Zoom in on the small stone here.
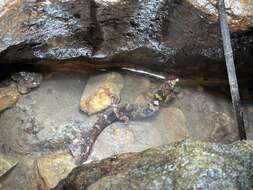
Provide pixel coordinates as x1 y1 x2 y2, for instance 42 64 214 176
0 155 18 178
36 152 76 189
11 71 43 94
80 72 123 115
0 86 19 112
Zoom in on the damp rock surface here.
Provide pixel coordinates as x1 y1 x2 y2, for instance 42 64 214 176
172 86 240 143
54 140 253 190
0 0 252 77
36 152 76 189
0 86 19 112
80 72 123 115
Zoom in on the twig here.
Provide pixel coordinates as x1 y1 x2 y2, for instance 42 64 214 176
218 0 246 140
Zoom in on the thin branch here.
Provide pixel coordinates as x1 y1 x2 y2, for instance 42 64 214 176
218 0 246 140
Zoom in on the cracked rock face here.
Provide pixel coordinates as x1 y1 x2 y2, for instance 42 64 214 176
0 0 252 77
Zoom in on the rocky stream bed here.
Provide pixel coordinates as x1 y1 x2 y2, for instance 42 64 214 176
0 0 253 189
0 70 253 189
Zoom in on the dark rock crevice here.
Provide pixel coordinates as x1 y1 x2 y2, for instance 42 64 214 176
0 0 252 79
0 0 252 84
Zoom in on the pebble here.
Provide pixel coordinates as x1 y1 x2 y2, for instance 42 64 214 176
0 86 19 112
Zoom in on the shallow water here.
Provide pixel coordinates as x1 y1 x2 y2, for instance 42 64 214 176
0 71 253 189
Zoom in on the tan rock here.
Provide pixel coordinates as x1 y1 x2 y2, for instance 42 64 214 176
80 72 124 115
0 86 19 112
36 153 76 189
156 107 189 143
0 155 18 178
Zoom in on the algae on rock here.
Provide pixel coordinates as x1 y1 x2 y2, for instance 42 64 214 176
54 140 253 190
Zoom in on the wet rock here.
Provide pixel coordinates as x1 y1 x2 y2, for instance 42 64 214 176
54 140 253 190
80 72 123 115
36 152 76 189
0 0 252 78
88 106 189 162
0 86 19 112
89 124 137 161
0 155 18 178
156 107 189 142
11 71 43 94
173 87 239 143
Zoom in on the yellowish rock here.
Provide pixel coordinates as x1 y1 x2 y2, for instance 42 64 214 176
0 155 18 178
37 153 76 189
80 72 124 115
0 86 19 112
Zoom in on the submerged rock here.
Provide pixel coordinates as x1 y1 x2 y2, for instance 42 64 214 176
0 86 19 112
156 107 189 142
175 86 239 143
54 140 253 190
80 72 123 115
0 155 18 178
36 152 76 189
89 107 189 161
11 71 43 94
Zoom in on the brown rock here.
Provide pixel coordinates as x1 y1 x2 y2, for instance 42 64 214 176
177 88 239 143
156 107 190 143
36 152 76 189
0 86 19 112
0 0 252 79
80 72 123 115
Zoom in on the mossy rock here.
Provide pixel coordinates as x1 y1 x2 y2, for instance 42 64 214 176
54 140 253 190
